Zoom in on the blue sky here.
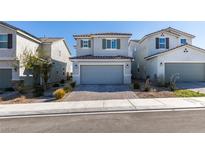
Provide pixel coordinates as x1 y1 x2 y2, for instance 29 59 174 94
7 21 205 56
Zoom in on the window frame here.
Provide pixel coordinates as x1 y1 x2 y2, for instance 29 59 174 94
159 37 166 49
81 39 90 48
0 34 8 49
180 38 187 45
105 38 117 50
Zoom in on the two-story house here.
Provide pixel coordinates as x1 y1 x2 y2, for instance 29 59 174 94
130 27 205 83
70 33 132 85
0 22 72 88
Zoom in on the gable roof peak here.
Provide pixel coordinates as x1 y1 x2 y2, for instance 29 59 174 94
138 27 195 43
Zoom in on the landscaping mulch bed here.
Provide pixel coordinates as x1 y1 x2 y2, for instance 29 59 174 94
135 91 175 98
133 80 176 98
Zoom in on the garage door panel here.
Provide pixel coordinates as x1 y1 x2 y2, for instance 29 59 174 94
0 69 12 88
80 65 123 84
165 63 205 82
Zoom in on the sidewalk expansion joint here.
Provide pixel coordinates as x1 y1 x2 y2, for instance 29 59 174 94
127 99 137 109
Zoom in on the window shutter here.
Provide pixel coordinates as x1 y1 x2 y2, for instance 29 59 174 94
8 34 12 49
156 38 159 49
102 39 106 49
107 40 111 48
80 40 83 48
88 40 91 48
166 38 169 49
117 39 120 49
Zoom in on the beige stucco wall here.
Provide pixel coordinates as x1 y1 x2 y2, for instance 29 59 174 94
40 43 52 58
76 38 93 56
50 40 71 82
75 35 131 57
144 32 192 56
72 60 131 85
93 37 130 56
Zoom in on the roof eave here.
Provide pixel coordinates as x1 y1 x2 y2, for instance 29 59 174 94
17 30 41 43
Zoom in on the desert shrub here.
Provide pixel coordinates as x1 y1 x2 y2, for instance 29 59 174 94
52 83 60 87
133 81 140 89
4 87 15 92
169 73 180 91
157 74 165 87
70 81 76 88
144 76 151 92
60 79 65 84
63 86 72 93
53 88 65 99
33 85 44 97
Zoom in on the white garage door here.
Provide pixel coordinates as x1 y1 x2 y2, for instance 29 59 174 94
165 63 205 82
0 69 12 88
80 65 123 84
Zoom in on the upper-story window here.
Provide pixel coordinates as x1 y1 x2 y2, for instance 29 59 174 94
0 34 12 49
180 39 187 45
156 37 169 49
80 39 91 48
102 39 120 49
0 34 8 48
159 38 166 49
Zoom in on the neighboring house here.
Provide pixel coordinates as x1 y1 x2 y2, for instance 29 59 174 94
130 27 205 83
39 38 72 83
70 33 132 85
0 21 71 89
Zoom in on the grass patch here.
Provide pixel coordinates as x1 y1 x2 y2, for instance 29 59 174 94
174 90 205 97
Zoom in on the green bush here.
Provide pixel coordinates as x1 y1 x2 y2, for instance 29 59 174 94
33 86 44 97
60 79 65 84
133 82 140 89
52 83 60 87
53 88 65 99
70 81 76 88
63 86 72 93
4 87 15 92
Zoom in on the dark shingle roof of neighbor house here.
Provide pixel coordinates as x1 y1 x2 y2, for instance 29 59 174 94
73 32 132 38
70 55 133 60
0 21 41 42
144 44 205 60
39 37 64 43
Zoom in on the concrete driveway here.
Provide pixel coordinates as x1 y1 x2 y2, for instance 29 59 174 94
177 82 205 93
64 85 137 101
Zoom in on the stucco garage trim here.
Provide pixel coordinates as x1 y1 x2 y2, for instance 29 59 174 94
72 60 132 85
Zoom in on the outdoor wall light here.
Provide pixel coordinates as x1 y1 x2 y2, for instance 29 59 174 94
126 64 129 68
160 62 163 66
14 67 17 72
74 64 78 69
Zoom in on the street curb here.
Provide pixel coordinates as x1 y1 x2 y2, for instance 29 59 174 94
1 106 205 118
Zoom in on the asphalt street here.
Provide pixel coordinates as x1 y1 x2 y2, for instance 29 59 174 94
1 110 205 133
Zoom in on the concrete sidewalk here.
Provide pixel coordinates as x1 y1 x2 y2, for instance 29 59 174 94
1 97 205 117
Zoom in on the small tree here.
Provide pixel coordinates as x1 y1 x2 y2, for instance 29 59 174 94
20 49 52 89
